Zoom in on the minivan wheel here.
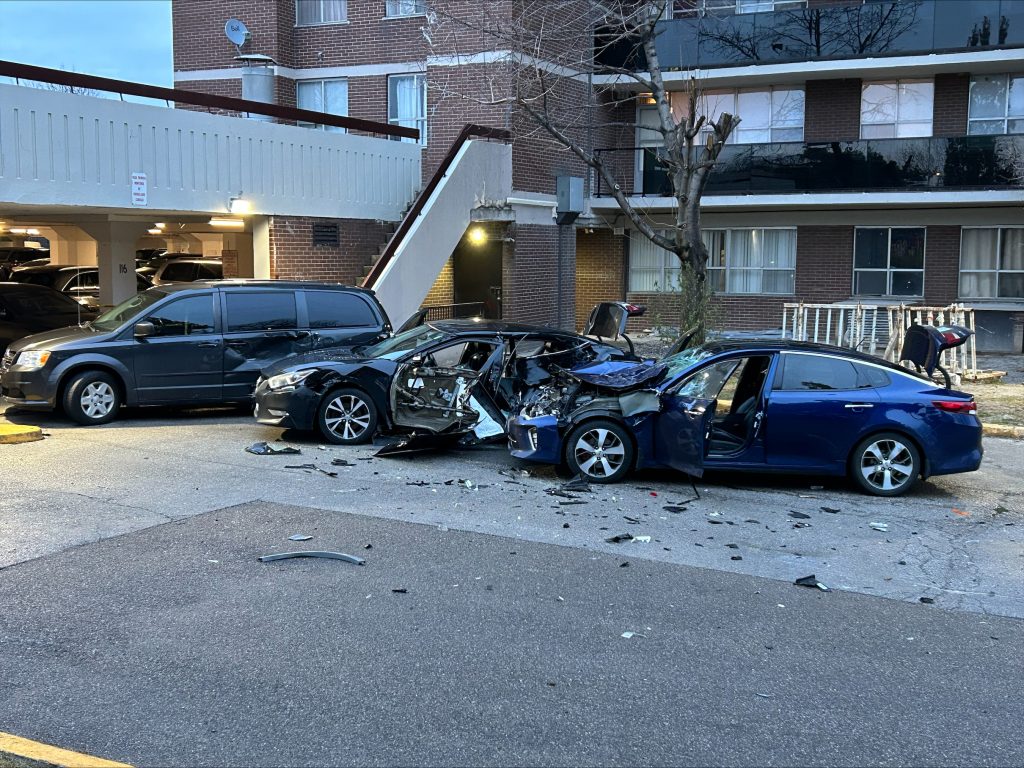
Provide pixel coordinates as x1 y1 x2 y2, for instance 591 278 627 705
318 388 377 445
564 418 634 484
851 432 920 497
63 370 122 426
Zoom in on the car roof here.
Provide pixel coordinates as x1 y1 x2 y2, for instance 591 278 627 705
0 281 65 292
157 279 378 296
12 264 91 274
427 319 582 337
695 339 912 373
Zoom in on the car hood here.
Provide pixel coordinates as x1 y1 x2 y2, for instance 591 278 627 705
566 359 668 392
6 323 105 355
261 348 370 378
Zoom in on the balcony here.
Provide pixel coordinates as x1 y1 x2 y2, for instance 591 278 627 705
644 0 1024 71
593 135 1024 197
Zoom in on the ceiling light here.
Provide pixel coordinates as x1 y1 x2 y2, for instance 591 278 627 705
9 227 27 234
154 222 166 229
209 217 246 228
147 228 163 235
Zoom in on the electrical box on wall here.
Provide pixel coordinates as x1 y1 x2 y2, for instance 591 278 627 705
555 176 584 225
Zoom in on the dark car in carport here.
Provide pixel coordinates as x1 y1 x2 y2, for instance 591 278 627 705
0 283 98 355
1 280 391 425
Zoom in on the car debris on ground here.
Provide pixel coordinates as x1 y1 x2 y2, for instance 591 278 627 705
246 441 301 456
258 551 365 565
794 574 830 591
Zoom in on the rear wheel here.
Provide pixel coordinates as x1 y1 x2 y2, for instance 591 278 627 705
317 388 377 445
564 418 634 483
851 432 920 497
63 370 122 425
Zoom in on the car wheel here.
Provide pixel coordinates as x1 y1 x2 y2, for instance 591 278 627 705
565 418 634 483
63 370 122 426
851 432 920 497
318 388 377 445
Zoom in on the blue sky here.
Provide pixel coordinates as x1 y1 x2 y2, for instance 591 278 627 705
0 0 172 86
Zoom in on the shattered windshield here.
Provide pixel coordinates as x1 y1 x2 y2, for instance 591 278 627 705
660 347 714 380
360 324 452 360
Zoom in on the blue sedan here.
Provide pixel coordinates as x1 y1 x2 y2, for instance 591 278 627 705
507 341 983 496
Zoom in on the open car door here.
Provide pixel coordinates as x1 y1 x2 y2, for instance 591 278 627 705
653 395 717 476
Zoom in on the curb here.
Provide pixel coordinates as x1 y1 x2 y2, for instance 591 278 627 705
0 424 43 445
982 423 1024 439
0 732 131 768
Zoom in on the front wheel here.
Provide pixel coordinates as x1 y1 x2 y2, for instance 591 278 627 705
850 432 920 497
564 418 634 484
317 388 377 445
63 370 122 425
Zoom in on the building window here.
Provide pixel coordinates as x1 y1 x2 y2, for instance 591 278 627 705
695 88 805 144
960 228 1024 299
628 228 796 294
853 228 925 297
388 74 427 145
860 80 934 138
296 79 349 132
673 0 804 16
386 0 426 17
968 74 1024 135
296 0 347 26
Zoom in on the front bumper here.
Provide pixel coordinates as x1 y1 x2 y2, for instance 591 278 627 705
253 378 318 431
507 413 562 464
0 362 58 409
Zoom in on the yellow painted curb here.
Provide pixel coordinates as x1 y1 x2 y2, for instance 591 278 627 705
983 423 1024 439
0 424 43 445
0 732 131 768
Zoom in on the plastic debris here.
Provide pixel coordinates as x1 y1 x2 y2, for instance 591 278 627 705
406 480 431 486
606 533 634 543
755 693 773 699
392 588 408 594
821 507 840 514
258 551 365 565
331 458 355 467
621 631 646 639
794 574 830 591
663 505 687 513
287 534 313 541
559 500 587 506
561 476 592 492
246 442 300 456
731 555 743 561
285 463 316 470
632 535 652 543
919 596 935 604
952 508 970 517
788 511 810 519
792 522 812 529
546 488 578 499
869 521 889 531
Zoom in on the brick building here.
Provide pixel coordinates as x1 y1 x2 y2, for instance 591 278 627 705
172 0 1024 350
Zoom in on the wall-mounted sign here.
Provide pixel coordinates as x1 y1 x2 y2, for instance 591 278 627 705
131 172 148 206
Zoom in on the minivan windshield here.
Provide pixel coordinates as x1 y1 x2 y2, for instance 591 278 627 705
359 324 451 360
91 289 168 331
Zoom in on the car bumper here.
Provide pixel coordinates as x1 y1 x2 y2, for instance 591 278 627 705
0 366 57 409
253 378 317 431
507 413 562 464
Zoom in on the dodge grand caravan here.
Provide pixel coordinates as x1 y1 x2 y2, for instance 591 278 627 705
0 280 391 425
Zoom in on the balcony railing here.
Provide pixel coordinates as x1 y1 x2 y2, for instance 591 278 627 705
641 0 1024 71
593 135 1024 197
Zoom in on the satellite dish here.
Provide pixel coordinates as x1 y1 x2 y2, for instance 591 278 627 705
224 18 249 48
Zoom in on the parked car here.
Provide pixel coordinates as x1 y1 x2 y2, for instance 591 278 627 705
10 265 150 308
254 319 637 446
0 248 49 281
0 283 97 355
0 281 391 425
507 340 983 496
150 258 223 286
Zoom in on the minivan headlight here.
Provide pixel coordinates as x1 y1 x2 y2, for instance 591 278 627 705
267 370 314 391
17 350 51 370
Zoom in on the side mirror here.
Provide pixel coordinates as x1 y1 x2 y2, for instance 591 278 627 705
134 321 156 338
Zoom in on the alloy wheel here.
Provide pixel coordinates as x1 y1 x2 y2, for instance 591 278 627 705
324 395 372 441
860 438 915 493
80 381 116 419
573 427 626 479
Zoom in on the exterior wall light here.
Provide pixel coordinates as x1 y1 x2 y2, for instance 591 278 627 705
229 196 252 214
467 226 488 246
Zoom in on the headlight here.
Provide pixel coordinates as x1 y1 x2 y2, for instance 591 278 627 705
267 370 314 390
17 350 51 369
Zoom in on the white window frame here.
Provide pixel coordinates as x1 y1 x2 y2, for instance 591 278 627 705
692 88 805 145
968 74 1024 135
295 0 348 27
296 78 349 132
852 227 927 298
860 79 934 139
385 0 426 18
388 73 428 146
959 226 1024 300
673 0 805 16
628 227 796 295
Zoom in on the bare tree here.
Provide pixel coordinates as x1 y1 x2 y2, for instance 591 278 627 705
24 65 101 97
427 0 738 337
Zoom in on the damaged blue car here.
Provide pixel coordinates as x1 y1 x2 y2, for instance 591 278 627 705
507 340 983 496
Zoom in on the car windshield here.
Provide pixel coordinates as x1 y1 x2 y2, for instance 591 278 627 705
660 346 715 380
2 288 87 316
359 324 452 360
91 289 168 331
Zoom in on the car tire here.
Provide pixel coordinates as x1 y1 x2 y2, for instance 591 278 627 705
63 370 122 426
317 387 378 445
850 432 921 497
564 418 634 484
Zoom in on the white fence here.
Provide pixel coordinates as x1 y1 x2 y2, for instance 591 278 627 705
783 302 979 383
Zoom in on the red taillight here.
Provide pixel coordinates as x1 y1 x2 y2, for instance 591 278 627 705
933 400 977 415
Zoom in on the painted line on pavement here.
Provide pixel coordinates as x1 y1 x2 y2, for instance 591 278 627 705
0 731 132 768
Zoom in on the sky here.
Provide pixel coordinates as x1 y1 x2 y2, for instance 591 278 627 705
0 0 173 87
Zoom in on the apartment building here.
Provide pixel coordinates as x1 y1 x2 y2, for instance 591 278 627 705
172 0 1024 350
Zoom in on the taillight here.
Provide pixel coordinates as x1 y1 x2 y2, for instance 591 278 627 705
933 400 977 415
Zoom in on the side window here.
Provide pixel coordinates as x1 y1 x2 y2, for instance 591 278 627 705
855 363 890 389
424 342 497 371
196 263 222 279
78 271 99 287
305 291 378 329
161 262 196 282
674 359 742 399
145 295 215 336
225 291 298 332
779 354 859 391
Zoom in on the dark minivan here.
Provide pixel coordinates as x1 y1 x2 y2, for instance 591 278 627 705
0 280 391 425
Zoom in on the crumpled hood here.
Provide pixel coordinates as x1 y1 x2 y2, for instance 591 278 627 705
566 359 667 392
260 347 367 378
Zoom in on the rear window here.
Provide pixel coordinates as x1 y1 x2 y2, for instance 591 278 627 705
855 363 890 388
304 290 377 329
196 262 222 279
14 272 57 288
160 262 196 282
225 291 297 332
